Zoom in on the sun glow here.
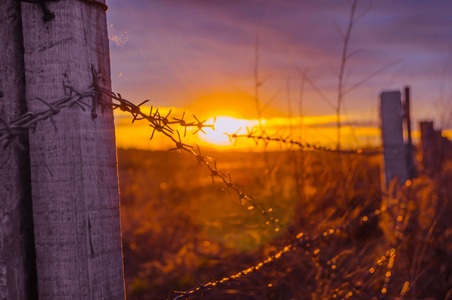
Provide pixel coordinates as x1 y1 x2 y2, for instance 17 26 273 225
114 108 382 150
198 116 260 147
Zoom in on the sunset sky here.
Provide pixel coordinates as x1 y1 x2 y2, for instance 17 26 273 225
106 0 452 149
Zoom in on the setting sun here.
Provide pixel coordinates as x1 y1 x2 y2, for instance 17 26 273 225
198 116 260 147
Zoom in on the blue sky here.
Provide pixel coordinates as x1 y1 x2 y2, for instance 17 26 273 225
106 0 452 130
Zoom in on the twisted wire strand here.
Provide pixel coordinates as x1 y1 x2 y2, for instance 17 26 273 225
169 202 396 300
332 196 407 299
0 87 95 149
225 129 382 156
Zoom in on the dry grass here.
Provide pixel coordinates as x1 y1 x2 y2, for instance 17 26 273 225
118 148 451 300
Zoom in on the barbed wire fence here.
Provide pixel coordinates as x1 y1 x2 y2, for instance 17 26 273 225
0 68 414 299
1 67 377 230
224 128 382 156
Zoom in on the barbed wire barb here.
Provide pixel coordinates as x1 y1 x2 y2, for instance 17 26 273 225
169 131 193 155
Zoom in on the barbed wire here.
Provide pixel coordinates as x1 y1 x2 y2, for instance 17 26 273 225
96 85 283 231
0 71 283 231
332 195 408 299
0 87 96 149
0 70 400 299
225 128 382 156
378 193 409 299
168 201 397 300
170 193 414 300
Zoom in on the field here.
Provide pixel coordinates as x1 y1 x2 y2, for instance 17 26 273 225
117 147 452 300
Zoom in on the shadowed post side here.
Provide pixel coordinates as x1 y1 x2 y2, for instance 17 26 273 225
20 0 125 298
0 1 38 299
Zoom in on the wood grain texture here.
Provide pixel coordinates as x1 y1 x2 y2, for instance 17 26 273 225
0 1 38 299
21 0 125 298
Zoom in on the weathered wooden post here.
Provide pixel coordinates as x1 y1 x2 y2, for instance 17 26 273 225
20 0 125 298
403 86 416 179
0 1 38 298
380 91 409 187
419 121 452 176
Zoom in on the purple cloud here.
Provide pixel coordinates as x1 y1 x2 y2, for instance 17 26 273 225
106 0 452 128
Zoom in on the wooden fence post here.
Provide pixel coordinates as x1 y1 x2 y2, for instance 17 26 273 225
0 1 38 299
419 121 452 176
20 1 125 299
380 91 409 188
403 86 416 179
